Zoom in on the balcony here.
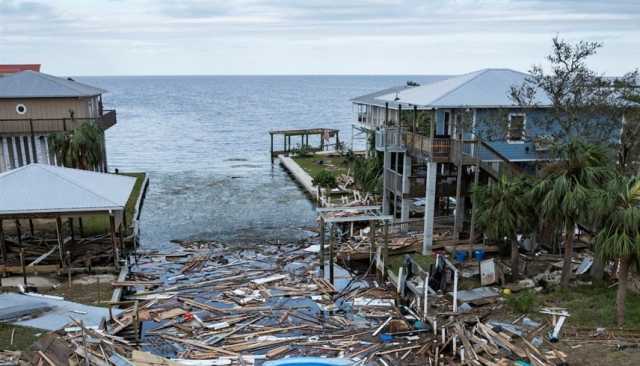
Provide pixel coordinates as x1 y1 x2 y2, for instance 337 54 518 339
0 109 117 135
375 128 406 152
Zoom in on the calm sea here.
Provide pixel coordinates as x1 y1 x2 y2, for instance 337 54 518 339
77 75 445 249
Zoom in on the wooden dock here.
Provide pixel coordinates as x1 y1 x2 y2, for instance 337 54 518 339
278 154 318 198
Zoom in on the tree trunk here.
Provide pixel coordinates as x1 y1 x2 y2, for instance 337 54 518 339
511 239 520 281
560 222 575 288
616 256 631 327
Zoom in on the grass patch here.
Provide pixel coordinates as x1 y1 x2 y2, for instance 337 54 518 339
386 253 435 275
0 323 42 351
293 155 351 178
506 289 538 314
539 285 640 328
80 172 146 236
41 281 114 307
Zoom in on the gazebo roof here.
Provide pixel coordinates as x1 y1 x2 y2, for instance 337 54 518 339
0 164 136 217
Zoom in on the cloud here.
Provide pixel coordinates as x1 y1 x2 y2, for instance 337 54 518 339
0 0 51 15
0 0 638 75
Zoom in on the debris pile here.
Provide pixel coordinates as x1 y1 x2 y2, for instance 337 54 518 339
0 237 571 366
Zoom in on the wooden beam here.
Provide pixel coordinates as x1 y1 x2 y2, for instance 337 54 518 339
109 215 118 267
319 217 325 277
453 163 464 239
78 217 84 238
0 219 6 266
55 217 64 268
15 220 22 246
68 217 75 244
329 224 335 285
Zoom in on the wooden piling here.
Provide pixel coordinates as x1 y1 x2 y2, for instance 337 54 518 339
20 248 26 287
109 215 118 268
66 251 72 288
382 222 389 281
329 224 336 285
0 219 6 266
270 133 274 163
68 218 75 244
15 220 22 246
78 217 85 238
28 219 34 237
319 218 325 277
55 217 64 268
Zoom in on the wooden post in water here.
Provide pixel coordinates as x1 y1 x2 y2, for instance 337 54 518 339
270 133 274 163
329 224 336 285
413 106 418 133
28 219 34 237
319 217 325 277
55 217 64 268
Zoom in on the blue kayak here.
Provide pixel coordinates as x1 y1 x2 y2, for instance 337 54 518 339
263 357 354 366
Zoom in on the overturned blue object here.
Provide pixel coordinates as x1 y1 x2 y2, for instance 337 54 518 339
264 357 354 366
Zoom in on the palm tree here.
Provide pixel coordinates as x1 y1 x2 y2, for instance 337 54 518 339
534 139 611 288
472 175 536 280
592 176 640 326
49 122 105 171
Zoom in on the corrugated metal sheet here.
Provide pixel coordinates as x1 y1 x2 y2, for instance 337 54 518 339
363 69 550 108
350 75 452 106
0 164 136 215
0 70 106 99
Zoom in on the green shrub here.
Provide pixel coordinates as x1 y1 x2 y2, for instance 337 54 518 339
352 154 383 194
312 170 338 188
292 144 313 157
506 290 537 314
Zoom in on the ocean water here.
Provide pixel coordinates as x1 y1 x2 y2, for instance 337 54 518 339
78 75 445 249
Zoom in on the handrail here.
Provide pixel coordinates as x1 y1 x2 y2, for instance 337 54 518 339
0 110 117 134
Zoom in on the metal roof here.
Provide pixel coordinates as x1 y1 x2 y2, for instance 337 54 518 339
0 70 106 99
0 164 136 216
355 69 550 108
351 76 451 106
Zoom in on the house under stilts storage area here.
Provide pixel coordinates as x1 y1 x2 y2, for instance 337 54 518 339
0 164 138 275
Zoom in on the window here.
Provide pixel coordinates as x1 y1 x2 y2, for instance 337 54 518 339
508 113 526 142
16 104 27 115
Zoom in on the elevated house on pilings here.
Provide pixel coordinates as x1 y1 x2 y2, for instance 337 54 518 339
0 69 117 173
351 69 554 253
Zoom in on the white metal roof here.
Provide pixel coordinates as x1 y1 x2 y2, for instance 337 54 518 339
368 69 551 108
0 164 136 216
0 70 106 99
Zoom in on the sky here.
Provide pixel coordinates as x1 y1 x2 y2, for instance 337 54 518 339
0 0 638 76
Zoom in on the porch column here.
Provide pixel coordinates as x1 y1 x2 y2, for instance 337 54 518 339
55 217 64 268
109 214 118 267
469 163 481 242
0 219 6 265
400 153 412 232
382 146 391 215
422 162 437 255
453 163 464 239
